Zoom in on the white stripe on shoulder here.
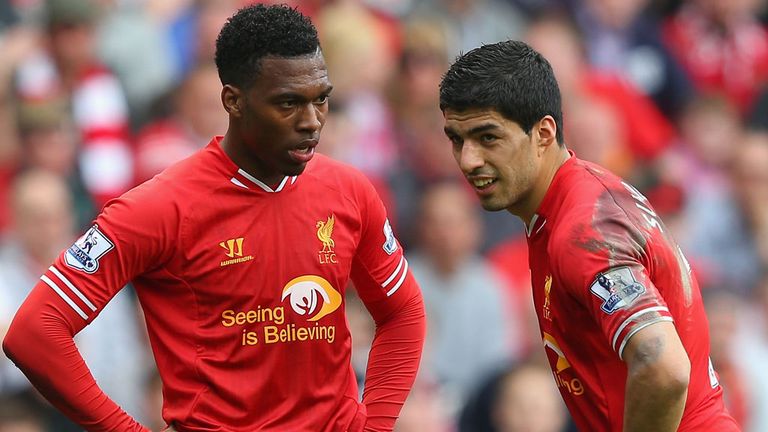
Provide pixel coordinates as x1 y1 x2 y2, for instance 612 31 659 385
49 266 97 311
386 258 409 297
618 316 674 360
612 306 670 351
230 177 248 188
382 256 405 288
41 275 88 320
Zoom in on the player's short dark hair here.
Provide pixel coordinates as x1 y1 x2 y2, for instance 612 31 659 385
215 4 320 89
439 40 564 145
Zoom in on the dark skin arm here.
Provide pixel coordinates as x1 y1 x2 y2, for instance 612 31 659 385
622 320 691 432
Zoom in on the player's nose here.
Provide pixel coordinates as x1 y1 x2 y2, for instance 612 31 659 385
458 142 485 173
296 103 322 133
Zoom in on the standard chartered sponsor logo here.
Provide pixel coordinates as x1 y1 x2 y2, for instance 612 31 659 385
281 275 342 321
220 275 341 346
543 332 585 396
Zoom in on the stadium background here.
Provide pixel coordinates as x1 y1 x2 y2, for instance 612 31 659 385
0 0 767 430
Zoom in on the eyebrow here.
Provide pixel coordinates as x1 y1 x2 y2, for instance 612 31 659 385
271 85 334 101
468 123 502 135
444 123 502 136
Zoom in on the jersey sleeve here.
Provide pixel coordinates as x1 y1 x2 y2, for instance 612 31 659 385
349 174 426 432
551 207 674 360
2 180 178 430
350 176 418 315
47 180 179 325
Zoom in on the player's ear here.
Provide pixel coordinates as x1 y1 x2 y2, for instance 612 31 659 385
222 84 243 117
534 115 557 153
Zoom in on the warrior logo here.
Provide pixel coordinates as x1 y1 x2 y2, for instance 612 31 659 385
220 238 244 258
219 237 253 267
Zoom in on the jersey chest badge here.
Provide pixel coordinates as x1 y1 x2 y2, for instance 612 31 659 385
316 214 337 264
543 275 553 321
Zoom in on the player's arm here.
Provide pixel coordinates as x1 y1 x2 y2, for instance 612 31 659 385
2 187 173 431
349 175 426 432
3 281 148 431
622 320 690 432
352 266 426 432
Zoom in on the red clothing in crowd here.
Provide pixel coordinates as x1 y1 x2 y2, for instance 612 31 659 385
664 5 768 113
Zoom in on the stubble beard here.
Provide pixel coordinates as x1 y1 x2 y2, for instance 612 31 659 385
479 197 509 212
478 187 515 212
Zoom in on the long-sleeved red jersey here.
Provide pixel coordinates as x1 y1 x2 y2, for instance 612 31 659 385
526 154 739 431
3 137 425 431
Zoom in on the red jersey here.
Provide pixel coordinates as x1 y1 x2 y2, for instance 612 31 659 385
526 154 738 431
4 137 424 431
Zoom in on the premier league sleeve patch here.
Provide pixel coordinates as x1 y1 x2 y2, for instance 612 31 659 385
382 219 398 255
589 266 646 314
65 225 115 274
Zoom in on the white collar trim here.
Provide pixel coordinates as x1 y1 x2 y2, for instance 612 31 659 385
235 169 296 193
526 214 547 237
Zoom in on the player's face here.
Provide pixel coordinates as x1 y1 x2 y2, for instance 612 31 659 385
237 51 333 183
443 108 540 213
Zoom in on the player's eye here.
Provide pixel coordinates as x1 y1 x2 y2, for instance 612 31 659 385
448 135 463 148
480 134 498 144
315 95 329 105
279 100 298 109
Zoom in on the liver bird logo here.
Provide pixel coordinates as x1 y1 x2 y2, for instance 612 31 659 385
316 215 335 252
544 275 553 308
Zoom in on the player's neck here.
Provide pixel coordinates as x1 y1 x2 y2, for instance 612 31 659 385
514 146 571 227
220 132 284 187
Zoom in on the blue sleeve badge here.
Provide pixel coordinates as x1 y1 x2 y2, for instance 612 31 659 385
65 225 115 274
589 266 646 314
382 219 398 255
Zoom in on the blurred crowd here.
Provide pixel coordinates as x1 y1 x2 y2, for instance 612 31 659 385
0 0 767 431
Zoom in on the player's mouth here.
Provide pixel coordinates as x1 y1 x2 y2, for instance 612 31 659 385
469 176 497 196
288 140 318 164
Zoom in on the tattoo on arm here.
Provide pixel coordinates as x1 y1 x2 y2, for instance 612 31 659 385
631 335 665 366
